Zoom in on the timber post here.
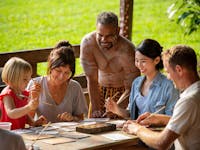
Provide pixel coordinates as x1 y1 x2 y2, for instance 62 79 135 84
119 0 134 40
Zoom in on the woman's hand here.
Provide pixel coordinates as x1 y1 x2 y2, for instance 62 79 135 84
57 112 73 121
105 97 118 114
34 115 47 126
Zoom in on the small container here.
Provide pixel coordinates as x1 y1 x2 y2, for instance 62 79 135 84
0 122 12 130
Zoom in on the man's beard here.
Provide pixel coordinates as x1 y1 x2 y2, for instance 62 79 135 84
97 41 113 50
96 36 118 51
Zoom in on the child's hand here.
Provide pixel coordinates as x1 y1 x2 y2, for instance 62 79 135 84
34 115 47 126
30 81 41 101
57 112 73 121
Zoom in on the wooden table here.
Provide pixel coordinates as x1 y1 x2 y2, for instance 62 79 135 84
22 127 147 150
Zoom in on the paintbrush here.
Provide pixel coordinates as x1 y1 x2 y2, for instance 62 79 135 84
146 106 166 120
42 101 54 106
17 94 29 99
116 94 130 104
31 76 43 84
152 106 166 114
31 122 51 146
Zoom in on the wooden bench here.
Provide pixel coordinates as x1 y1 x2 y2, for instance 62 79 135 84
0 45 88 101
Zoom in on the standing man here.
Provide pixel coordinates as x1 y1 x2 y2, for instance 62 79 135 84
80 12 139 118
123 45 200 150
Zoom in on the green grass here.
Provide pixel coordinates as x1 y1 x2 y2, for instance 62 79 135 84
0 0 119 51
0 0 199 75
132 0 199 53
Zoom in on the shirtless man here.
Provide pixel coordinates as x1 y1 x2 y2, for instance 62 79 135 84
80 12 140 118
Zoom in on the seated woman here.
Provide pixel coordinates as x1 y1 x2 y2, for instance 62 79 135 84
27 40 88 122
105 39 179 120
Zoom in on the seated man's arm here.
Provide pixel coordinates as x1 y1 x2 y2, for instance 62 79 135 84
123 120 179 149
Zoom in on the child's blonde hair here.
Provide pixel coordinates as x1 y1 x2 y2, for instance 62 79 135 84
2 57 32 89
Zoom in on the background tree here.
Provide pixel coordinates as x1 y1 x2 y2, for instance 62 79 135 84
168 0 200 35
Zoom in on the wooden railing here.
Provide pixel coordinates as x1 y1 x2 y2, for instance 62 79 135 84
0 45 87 93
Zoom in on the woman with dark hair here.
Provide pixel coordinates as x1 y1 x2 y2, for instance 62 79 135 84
27 40 88 122
105 39 179 120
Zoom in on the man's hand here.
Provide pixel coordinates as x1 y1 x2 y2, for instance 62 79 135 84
122 120 142 135
136 112 167 127
91 110 104 118
136 112 152 127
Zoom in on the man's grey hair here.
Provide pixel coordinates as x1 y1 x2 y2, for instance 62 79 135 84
96 12 118 27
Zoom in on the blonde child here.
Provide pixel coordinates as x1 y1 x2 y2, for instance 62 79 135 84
0 57 47 130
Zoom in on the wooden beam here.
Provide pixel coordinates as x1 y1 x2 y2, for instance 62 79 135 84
0 45 80 67
0 45 83 91
119 0 134 40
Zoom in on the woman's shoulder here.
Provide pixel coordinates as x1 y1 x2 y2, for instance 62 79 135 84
131 76 145 90
69 79 82 88
156 73 174 87
68 80 84 95
133 76 145 84
160 73 172 83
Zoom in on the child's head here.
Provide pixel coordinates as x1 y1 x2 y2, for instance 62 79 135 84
2 57 32 91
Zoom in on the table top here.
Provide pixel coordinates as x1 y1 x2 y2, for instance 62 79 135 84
24 130 139 150
15 120 142 150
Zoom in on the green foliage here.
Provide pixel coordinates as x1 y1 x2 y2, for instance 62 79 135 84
132 0 199 55
167 0 200 35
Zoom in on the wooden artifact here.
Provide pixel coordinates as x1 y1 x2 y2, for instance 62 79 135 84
76 123 116 134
